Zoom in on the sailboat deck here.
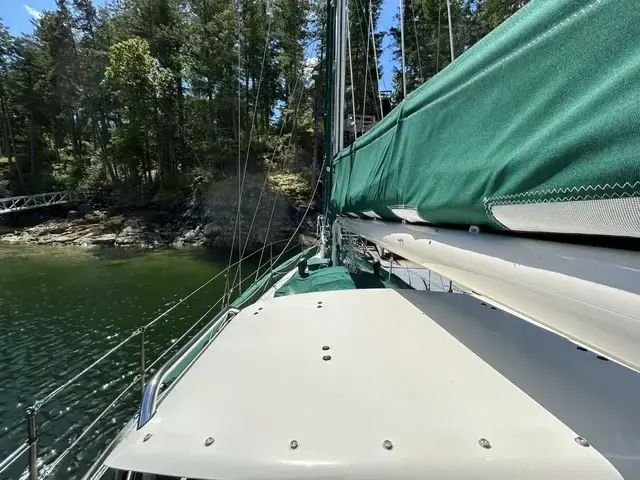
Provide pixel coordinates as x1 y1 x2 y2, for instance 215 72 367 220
105 288 627 479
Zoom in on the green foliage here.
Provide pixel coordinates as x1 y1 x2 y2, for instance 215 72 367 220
390 0 528 100
104 37 172 97
0 0 520 204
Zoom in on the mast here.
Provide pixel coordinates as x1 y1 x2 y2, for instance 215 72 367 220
323 0 346 261
399 0 407 98
334 0 347 154
322 0 336 225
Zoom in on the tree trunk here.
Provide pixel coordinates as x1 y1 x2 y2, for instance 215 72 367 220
70 112 80 159
244 73 250 146
0 98 7 158
29 130 35 177
50 117 62 165
91 109 118 183
311 95 320 188
176 76 186 167
144 126 152 188
0 89 24 186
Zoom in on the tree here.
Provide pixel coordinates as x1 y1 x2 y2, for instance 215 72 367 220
0 0 528 204
347 0 384 119
0 20 23 185
103 36 172 188
477 0 529 32
390 0 528 101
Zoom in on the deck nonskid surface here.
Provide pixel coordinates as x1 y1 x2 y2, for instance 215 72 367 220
107 289 622 479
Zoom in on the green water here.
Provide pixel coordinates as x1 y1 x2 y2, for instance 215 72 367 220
0 244 264 479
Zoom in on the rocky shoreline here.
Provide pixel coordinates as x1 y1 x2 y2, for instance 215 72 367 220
0 173 317 250
0 206 305 249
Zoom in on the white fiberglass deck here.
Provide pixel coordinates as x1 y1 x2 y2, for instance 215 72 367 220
106 289 622 479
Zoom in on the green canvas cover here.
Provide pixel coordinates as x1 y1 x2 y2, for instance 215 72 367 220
274 266 357 297
331 0 640 237
231 245 318 308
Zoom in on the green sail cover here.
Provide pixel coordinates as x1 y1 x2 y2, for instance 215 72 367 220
331 0 640 237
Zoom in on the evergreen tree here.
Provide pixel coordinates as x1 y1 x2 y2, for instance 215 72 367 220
389 0 527 101
0 0 525 200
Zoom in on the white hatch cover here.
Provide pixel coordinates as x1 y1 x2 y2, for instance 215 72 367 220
106 289 621 479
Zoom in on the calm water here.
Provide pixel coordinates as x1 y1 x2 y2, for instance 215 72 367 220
0 244 267 479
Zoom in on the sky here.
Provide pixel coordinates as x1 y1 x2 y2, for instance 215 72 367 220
377 0 397 92
0 0 396 91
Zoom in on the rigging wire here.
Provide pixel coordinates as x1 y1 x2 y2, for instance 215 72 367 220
436 0 442 72
399 0 407 99
361 0 372 132
41 379 138 478
226 0 243 305
253 85 309 281
237 76 304 257
270 165 325 269
347 1 358 140
225 37 321 285
352 0 382 121
368 0 385 118
228 77 307 289
146 297 225 372
22 237 287 425
410 0 424 83
33 238 283 414
228 35 320 290
226 1 273 304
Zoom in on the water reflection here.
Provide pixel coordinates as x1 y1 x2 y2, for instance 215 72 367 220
0 244 256 479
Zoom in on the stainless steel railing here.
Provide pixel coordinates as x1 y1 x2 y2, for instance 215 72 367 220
138 306 239 428
0 237 308 480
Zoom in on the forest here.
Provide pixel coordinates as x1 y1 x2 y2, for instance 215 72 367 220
0 0 527 205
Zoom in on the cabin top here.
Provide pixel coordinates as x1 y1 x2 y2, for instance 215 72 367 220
105 288 620 479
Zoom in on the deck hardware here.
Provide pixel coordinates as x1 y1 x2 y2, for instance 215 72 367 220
478 438 491 449
290 440 299 450
596 355 609 361
481 302 487 306
298 259 309 278
490 306 496 310
26 407 38 480
373 259 381 276
317 305 323 308
204 437 215 447
576 346 587 351
469 225 481 233
323 355 332 361
253 311 259 315
140 326 146 399
574 436 590 447
259 307 263 310
382 440 393 450
143 433 152 442
322 345 330 351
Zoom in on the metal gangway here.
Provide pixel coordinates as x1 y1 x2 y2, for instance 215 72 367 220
0 191 94 215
